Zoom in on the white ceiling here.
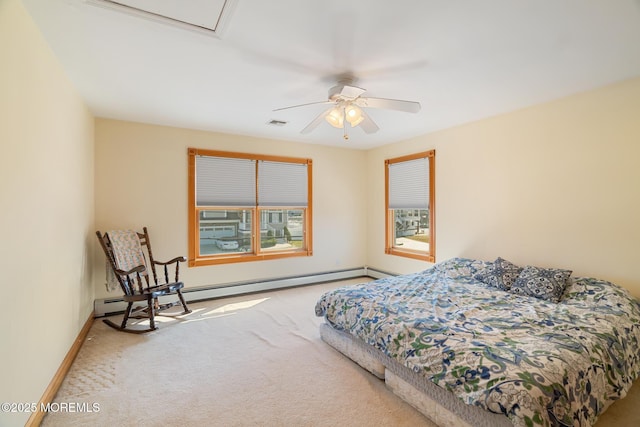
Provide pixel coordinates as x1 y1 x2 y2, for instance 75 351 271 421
22 0 640 149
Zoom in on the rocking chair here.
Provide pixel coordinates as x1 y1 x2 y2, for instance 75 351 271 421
96 227 191 333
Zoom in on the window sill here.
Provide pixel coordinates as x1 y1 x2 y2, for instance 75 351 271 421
385 248 434 263
189 249 311 267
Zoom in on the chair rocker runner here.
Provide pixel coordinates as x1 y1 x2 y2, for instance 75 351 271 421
96 227 191 333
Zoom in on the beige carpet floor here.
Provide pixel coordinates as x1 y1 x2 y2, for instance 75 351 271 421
42 278 640 427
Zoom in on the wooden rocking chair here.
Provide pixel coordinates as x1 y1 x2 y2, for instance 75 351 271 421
96 227 191 333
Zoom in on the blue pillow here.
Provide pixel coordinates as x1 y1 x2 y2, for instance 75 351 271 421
510 265 572 303
474 257 523 291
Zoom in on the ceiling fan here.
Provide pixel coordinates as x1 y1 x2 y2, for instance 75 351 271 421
274 77 421 140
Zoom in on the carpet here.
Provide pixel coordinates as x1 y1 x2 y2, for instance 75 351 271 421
41 279 434 426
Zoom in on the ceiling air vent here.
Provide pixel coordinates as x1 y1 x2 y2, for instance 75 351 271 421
267 119 288 127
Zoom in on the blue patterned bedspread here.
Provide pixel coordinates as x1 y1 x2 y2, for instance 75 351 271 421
315 258 640 427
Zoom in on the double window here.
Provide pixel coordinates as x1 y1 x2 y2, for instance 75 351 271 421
385 150 435 262
188 148 312 266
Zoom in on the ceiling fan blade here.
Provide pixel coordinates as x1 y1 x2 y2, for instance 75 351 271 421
358 109 379 134
301 107 335 134
328 82 366 100
356 97 421 113
273 100 333 112
340 85 366 99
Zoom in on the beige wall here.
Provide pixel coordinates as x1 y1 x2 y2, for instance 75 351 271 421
94 119 368 299
0 1 95 426
367 76 640 297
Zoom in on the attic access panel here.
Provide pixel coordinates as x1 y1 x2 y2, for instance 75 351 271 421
90 0 235 36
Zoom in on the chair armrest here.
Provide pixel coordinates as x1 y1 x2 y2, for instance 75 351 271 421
152 256 186 266
115 264 146 277
152 256 186 284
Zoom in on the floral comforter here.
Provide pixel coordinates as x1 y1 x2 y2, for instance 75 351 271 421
315 258 640 427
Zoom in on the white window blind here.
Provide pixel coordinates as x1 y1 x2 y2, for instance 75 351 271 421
388 157 429 209
258 161 308 207
196 156 256 206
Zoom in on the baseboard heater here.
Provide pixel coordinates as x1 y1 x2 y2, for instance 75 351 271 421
94 266 395 317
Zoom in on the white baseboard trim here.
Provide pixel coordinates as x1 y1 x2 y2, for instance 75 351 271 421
94 266 396 317
364 266 396 279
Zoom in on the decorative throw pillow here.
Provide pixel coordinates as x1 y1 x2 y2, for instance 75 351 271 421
474 257 523 291
510 266 573 303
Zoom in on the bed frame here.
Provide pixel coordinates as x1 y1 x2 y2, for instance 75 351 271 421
320 323 512 427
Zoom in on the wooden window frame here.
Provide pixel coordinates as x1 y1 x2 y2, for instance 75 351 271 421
384 150 435 262
188 148 313 267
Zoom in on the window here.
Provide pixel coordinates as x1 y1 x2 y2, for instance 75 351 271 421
385 150 435 262
188 148 312 266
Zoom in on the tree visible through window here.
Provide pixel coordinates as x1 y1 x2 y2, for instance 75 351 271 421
385 150 435 262
188 148 313 266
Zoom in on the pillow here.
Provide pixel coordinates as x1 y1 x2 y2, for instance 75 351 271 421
510 265 573 303
474 257 523 291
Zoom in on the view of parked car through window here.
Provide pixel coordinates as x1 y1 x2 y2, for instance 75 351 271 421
198 209 305 255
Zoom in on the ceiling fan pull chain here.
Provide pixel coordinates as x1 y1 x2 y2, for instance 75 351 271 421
343 108 349 140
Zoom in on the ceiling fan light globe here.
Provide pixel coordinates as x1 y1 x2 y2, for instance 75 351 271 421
345 105 358 117
325 108 344 128
347 115 364 127
345 105 363 124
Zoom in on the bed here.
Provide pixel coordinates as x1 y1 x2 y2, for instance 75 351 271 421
315 257 640 427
